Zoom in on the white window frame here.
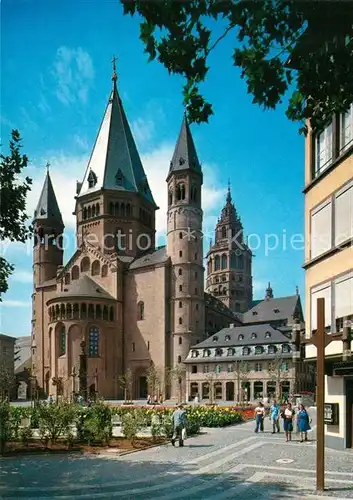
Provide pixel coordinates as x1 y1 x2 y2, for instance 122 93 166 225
310 199 333 258
340 103 353 153
334 272 353 329
315 122 333 176
334 181 353 247
311 281 332 333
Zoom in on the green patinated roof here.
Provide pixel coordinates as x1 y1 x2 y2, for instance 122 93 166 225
78 81 156 207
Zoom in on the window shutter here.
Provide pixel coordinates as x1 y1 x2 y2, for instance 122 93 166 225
335 274 353 321
335 183 353 246
311 284 331 332
311 201 332 258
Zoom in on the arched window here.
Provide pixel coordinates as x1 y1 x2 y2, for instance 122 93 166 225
221 254 227 269
178 268 182 276
227 347 235 356
71 265 79 280
109 202 114 215
207 260 212 274
88 326 99 356
114 202 119 216
137 301 144 320
92 204 96 217
265 331 271 338
109 307 114 321
91 260 100 276
179 317 182 325
88 304 94 319
96 305 102 320
87 206 92 218
179 337 182 345
101 264 108 277
126 203 131 216
251 332 257 339
179 232 183 240
81 303 87 319
103 306 108 321
177 355 182 363
81 257 90 272
179 301 182 308
59 326 66 356
120 203 125 217
242 346 250 356
221 226 227 239
96 203 100 215
83 207 87 220
168 190 173 206
215 255 220 271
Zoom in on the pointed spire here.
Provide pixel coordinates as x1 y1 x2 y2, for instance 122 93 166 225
33 169 63 226
78 63 156 207
167 114 201 179
265 282 274 300
296 285 299 296
226 179 232 203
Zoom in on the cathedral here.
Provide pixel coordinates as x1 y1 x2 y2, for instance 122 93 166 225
31 66 253 399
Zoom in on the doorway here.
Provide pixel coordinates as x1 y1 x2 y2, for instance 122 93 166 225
139 376 148 399
346 379 353 449
226 381 234 401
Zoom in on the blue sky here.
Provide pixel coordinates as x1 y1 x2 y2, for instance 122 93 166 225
1 0 305 337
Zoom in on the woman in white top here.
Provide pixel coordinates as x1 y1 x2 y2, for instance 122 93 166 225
254 402 265 433
281 402 295 442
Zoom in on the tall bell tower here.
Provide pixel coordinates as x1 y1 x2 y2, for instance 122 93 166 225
166 115 205 391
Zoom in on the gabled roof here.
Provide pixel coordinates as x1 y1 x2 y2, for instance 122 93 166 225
78 77 156 207
194 323 292 348
33 170 63 225
242 295 301 324
54 275 115 300
129 246 169 270
167 114 202 179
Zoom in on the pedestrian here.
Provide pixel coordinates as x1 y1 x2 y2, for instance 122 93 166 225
296 403 311 442
269 399 280 434
281 402 295 442
171 404 187 447
77 394 83 407
254 402 265 433
47 394 53 404
146 394 152 405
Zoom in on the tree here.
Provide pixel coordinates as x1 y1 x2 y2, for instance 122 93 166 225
146 363 163 397
121 1 353 134
205 371 217 405
118 368 134 402
0 362 15 401
268 354 290 401
168 364 186 403
0 130 32 299
235 360 250 403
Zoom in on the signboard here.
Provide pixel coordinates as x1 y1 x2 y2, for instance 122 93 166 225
324 403 339 425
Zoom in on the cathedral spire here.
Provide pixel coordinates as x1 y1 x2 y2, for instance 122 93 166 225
226 179 232 203
33 169 63 226
265 282 274 300
77 63 156 207
167 114 202 180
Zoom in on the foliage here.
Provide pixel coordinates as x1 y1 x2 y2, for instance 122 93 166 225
19 426 32 446
118 368 134 402
121 408 146 444
79 400 113 445
146 363 163 396
268 353 290 400
167 364 186 403
0 362 15 401
0 130 32 298
121 1 353 134
36 401 77 445
0 399 11 454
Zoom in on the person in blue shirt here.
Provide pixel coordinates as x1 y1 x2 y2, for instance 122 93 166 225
171 404 187 447
270 400 280 434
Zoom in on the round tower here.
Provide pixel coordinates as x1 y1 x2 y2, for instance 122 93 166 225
33 169 64 287
166 115 205 385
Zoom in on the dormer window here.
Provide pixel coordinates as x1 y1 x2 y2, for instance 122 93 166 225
215 348 223 356
255 346 264 355
242 347 251 356
265 331 271 338
212 336 218 342
115 169 124 186
179 157 185 165
87 170 97 188
252 311 258 316
282 344 290 353
227 347 235 356
191 350 199 358
251 332 257 339
225 335 230 341
203 349 211 357
273 308 280 313
268 345 277 354
238 334 244 341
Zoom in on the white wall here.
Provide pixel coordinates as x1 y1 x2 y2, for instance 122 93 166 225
325 375 346 442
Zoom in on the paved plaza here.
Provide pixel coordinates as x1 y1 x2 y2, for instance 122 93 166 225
1 412 352 499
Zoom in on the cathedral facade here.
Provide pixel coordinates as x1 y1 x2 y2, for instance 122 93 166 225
31 69 250 399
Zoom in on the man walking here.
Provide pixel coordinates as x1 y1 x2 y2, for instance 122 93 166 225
171 404 187 447
270 399 280 433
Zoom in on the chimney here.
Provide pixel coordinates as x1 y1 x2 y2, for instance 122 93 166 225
229 323 235 328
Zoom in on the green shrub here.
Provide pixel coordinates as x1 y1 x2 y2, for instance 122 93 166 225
121 409 146 444
0 400 11 454
79 401 112 445
37 401 77 444
19 426 32 446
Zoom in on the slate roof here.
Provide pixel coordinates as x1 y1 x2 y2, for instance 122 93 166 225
78 77 156 207
167 114 202 179
204 292 239 319
129 246 169 270
193 324 292 348
53 275 115 300
33 171 63 225
14 336 31 373
242 295 300 324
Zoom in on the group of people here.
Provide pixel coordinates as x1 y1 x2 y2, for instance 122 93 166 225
147 394 163 405
254 401 311 442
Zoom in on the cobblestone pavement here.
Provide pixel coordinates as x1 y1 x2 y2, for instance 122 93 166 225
1 412 352 499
